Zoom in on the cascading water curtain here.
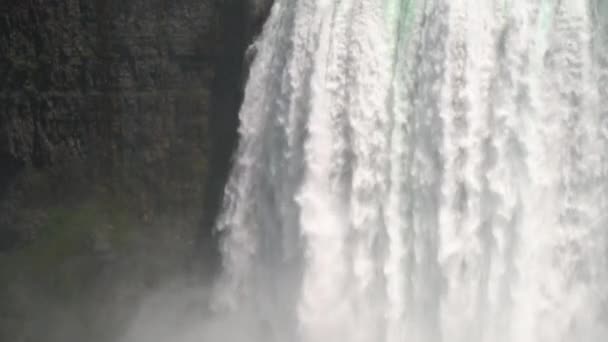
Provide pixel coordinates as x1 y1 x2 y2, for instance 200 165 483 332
212 1 608 341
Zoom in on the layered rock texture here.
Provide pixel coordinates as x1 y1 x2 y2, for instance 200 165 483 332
0 0 271 340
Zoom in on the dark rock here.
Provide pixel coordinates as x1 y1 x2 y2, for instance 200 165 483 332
0 0 272 341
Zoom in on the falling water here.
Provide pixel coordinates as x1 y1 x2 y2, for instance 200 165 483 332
213 1 608 341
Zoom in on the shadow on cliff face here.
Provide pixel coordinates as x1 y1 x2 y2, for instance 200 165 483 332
202 0 274 267
0 152 24 252
0 152 23 195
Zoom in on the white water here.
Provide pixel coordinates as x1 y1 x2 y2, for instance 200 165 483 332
213 1 608 341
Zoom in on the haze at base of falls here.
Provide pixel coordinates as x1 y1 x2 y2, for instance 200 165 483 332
213 1 608 342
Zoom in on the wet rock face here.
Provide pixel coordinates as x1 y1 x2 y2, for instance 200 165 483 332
0 0 217 214
0 0 275 222
0 0 278 229
0 1 272 341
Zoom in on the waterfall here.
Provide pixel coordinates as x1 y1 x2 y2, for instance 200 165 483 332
212 1 608 341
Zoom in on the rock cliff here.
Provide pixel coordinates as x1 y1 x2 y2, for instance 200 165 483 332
0 0 271 341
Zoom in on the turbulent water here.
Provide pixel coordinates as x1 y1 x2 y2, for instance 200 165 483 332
212 1 608 341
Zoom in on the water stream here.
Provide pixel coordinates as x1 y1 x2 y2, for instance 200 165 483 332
213 1 608 341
